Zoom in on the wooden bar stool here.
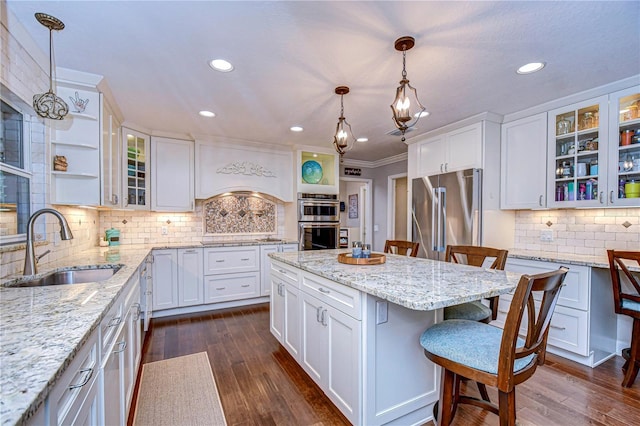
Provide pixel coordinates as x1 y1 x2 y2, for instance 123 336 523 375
607 250 640 387
420 267 569 426
384 240 419 257
444 245 509 323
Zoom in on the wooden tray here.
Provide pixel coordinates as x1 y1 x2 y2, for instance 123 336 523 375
337 252 386 265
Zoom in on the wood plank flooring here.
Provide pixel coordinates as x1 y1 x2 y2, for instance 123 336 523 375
131 303 640 426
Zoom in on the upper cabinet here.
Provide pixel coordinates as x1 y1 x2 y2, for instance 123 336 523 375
608 87 640 207
415 122 483 177
122 128 150 210
297 150 339 195
547 95 608 208
101 96 122 207
151 136 194 211
196 141 294 202
50 84 101 205
501 113 548 209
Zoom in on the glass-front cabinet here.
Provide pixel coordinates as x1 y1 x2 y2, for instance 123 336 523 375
609 87 640 207
547 96 608 208
122 128 149 209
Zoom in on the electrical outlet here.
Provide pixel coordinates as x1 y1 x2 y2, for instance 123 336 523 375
540 230 553 242
161 226 168 235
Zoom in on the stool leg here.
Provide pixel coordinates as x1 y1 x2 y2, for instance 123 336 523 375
622 319 640 387
498 389 516 426
477 382 491 402
439 368 456 426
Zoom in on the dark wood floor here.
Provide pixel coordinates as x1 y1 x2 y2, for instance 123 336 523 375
131 303 640 426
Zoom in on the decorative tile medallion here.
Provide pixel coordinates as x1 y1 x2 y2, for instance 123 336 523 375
204 193 276 234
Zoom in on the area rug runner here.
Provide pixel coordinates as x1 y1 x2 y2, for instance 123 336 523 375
133 352 227 426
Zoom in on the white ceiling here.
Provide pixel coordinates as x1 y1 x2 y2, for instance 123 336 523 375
5 1 640 162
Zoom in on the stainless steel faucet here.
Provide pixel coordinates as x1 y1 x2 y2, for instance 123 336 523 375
23 208 74 276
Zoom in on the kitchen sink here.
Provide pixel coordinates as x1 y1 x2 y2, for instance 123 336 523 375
3 265 123 288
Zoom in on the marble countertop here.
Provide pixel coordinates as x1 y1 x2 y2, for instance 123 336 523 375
0 239 296 426
269 249 524 311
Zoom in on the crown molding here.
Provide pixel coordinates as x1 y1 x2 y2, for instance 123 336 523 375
342 152 407 169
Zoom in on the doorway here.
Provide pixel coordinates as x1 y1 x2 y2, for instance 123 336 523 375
339 177 372 248
387 173 408 241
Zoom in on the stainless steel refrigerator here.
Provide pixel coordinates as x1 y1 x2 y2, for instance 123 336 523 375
411 168 482 260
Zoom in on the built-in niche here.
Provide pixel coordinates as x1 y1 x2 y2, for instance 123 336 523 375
203 192 277 235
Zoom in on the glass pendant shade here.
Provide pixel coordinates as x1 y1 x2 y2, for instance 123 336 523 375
32 13 68 120
390 36 425 141
333 86 356 157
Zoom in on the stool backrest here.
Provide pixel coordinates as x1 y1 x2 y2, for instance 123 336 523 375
498 267 568 391
607 250 640 319
445 245 508 270
384 240 419 257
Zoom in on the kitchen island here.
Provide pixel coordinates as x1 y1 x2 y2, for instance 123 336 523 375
268 249 523 426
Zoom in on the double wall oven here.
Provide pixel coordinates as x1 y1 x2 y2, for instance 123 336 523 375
297 193 339 250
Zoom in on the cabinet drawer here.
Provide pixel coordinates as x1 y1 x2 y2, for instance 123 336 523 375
301 272 361 320
271 260 299 286
49 330 99 426
204 246 259 274
204 272 260 303
547 305 589 356
100 297 124 354
505 259 589 310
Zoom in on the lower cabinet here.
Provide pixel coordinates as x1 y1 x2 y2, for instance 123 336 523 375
152 249 179 310
260 243 298 296
493 257 617 367
177 248 204 307
270 261 301 359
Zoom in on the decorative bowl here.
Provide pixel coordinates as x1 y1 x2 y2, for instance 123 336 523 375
301 160 323 184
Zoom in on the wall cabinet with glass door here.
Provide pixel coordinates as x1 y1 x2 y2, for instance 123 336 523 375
122 128 150 210
297 150 339 195
547 96 608 208
608 87 640 206
101 96 122 207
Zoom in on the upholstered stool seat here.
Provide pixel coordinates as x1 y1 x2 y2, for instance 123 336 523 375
420 320 534 375
444 301 493 322
623 299 640 312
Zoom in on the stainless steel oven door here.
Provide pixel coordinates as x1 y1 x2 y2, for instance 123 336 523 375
297 200 340 222
298 222 339 250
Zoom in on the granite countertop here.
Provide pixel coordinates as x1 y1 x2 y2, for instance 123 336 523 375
508 250 640 272
0 239 296 426
269 249 524 311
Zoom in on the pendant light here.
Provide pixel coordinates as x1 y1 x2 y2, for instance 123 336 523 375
32 13 69 120
333 86 356 159
390 36 425 141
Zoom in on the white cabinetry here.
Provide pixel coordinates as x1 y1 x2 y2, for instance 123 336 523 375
122 128 150 209
415 122 483 176
101 95 122 207
196 142 294 201
151 136 195 211
177 248 204 306
299 272 361 424
151 249 179 310
260 243 297 296
50 84 101 206
608 86 640 206
500 112 548 209
270 260 301 359
493 258 616 367
203 246 260 303
547 96 608 207
47 329 100 425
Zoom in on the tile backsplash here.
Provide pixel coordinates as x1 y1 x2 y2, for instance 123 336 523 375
514 208 640 255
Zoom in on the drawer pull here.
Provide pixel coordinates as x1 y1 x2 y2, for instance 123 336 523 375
185 249 196 253
68 368 93 390
241 258 250 261
114 341 127 353
108 316 122 327
278 269 287 274
215 259 225 263
241 284 251 288
549 324 566 331
318 287 331 294
216 287 226 290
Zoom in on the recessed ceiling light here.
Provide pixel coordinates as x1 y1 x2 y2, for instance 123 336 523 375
199 110 215 117
517 62 545 74
209 59 234 72
357 137 368 142
414 111 430 118
290 126 304 132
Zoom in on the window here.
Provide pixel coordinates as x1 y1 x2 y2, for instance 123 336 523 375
0 98 31 243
